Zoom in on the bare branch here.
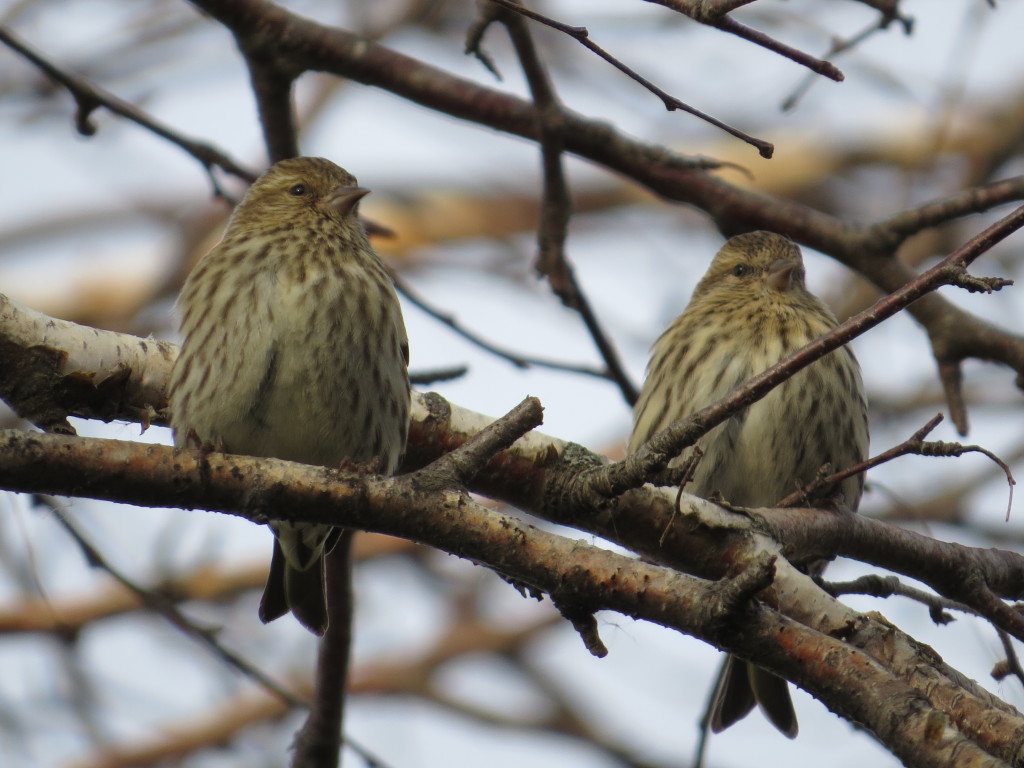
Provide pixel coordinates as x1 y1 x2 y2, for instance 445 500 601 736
0 428 1016 766
234 31 301 162
295 537 353 768
483 0 774 157
0 25 257 192
777 414 1015 515
419 395 544 488
486 1 639 405
869 176 1024 247
782 7 913 111
824 574 960 624
390 270 610 381
642 0 844 82
38 495 301 707
0 292 176 434
993 630 1024 690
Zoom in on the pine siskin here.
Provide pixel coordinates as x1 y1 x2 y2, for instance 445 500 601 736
169 157 410 636
628 231 869 738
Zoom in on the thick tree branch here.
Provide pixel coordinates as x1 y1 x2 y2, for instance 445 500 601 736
234 31 301 162
3 294 1024 622
3 299 1024 764
3 294 1024 760
0 292 176 434
0 427 1017 767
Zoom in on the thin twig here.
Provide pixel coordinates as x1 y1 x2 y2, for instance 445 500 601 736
993 629 1024 689
409 366 468 385
782 10 913 111
777 413 1016 516
661 447 703 546
40 495 387 768
712 16 843 82
823 573 964 625
485 1 640 405
484 0 773 158
465 10 504 80
37 496 301 707
559 275 641 405
390 269 611 381
642 0 844 82
0 25 257 193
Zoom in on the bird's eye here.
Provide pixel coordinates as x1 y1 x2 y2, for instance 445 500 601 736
289 184 308 197
731 264 751 277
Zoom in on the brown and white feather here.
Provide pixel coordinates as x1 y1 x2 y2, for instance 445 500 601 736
628 231 869 738
169 157 410 634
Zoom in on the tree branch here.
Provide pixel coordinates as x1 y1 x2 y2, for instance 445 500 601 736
390 269 610 380
478 1 639 405
0 25 257 193
0 427 1017 767
483 0 774 157
4 296 1024 763
642 0 845 81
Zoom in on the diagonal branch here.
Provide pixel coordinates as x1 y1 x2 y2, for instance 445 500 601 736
0 25 257 193
0 429 1017 767
782 5 913 111
485 0 774 158
777 413 1015 516
642 0 844 82
390 269 610 381
39 495 301 707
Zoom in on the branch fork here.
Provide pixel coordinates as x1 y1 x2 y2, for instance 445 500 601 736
703 552 779 634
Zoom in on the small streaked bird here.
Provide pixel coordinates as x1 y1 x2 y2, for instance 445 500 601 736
628 230 869 738
169 156 410 635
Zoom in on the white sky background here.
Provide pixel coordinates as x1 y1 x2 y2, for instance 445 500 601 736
2 1 1024 767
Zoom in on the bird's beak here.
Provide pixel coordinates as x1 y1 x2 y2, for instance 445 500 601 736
766 258 797 292
329 186 371 217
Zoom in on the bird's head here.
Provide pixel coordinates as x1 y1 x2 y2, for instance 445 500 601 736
231 156 370 231
692 231 814 308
